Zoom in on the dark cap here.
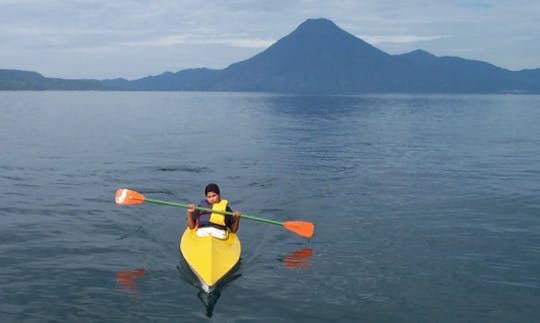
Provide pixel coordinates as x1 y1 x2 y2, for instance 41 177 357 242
205 183 220 195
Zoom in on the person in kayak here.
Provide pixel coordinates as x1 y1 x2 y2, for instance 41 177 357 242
186 183 241 234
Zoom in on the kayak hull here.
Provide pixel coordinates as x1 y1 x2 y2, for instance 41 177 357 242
180 228 241 293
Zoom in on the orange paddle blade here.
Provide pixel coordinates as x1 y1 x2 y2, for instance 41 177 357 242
115 188 145 205
283 221 315 238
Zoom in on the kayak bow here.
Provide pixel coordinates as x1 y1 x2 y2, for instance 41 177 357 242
180 228 241 293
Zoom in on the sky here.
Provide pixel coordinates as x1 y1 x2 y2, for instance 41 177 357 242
1 0 539 80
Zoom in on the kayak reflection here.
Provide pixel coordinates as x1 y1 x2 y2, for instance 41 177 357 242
198 289 221 318
197 271 241 318
178 260 242 318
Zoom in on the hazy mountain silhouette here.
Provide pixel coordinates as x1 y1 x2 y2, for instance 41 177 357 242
0 69 106 90
2 18 539 93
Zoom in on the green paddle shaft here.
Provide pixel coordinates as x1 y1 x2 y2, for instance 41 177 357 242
144 197 284 226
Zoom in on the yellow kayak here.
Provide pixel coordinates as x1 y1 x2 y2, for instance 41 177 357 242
180 227 241 293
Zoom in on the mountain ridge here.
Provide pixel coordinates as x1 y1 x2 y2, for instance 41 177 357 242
2 18 539 93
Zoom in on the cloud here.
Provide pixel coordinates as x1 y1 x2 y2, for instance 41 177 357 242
121 35 274 49
458 1 493 8
360 34 449 44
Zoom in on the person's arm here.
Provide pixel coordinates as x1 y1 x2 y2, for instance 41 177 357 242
229 210 241 233
186 204 196 229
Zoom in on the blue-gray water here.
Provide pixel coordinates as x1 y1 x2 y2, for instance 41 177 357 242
1 92 539 322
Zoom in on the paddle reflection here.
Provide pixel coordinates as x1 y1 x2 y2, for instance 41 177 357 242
116 268 145 295
283 247 313 268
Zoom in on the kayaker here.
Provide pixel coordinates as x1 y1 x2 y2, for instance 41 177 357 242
186 183 241 234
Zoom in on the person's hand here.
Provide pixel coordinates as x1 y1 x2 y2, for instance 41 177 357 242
229 210 241 233
186 204 196 229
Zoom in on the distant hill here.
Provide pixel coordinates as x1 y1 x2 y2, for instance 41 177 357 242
0 69 106 90
2 18 540 93
102 68 220 91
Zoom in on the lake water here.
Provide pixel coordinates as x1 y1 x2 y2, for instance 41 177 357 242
1 91 539 322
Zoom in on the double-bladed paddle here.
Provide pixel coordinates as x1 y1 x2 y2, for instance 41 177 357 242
115 188 315 239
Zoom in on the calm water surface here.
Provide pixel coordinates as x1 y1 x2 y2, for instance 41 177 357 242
1 92 539 322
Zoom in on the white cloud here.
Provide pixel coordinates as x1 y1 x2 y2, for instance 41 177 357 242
361 34 449 44
121 35 274 49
